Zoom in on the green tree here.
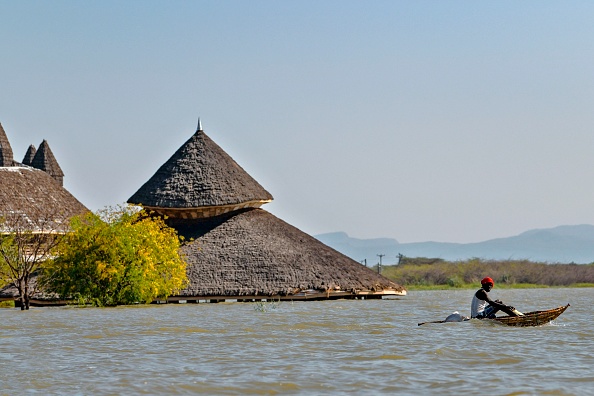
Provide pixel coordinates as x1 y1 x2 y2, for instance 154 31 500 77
42 206 188 306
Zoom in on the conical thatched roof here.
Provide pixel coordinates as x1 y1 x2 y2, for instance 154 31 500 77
0 123 14 167
128 127 273 217
31 140 64 186
125 121 405 301
0 166 88 233
22 144 37 166
175 208 405 297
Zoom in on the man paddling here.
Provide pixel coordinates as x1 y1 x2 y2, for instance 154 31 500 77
471 277 521 319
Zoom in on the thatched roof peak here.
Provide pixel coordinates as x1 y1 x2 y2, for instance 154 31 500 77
22 144 37 166
128 126 273 211
31 140 64 185
0 122 14 167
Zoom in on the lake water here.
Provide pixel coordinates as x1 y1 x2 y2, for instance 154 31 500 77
0 288 592 395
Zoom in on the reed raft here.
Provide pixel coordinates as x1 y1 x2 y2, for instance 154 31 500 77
493 304 570 327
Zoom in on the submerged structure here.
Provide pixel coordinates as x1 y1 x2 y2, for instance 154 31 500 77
0 123 86 231
0 122 88 305
128 121 405 301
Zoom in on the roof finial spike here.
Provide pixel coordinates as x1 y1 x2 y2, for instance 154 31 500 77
197 117 202 132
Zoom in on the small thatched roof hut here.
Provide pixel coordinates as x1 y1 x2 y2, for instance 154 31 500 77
0 123 89 305
129 122 405 301
0 165 88 305
0 124 84 232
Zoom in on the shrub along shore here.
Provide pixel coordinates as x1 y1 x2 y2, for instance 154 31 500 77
380 257 594 290
4 257 592 308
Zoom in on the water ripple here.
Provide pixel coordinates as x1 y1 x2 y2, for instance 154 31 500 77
0 289 592 395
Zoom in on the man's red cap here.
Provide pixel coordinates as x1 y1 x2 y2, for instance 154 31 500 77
481 277 494 286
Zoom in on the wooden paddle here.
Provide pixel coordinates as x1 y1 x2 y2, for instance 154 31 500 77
418 319 448 326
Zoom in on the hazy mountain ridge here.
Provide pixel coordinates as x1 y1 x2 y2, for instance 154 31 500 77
315 225 594 264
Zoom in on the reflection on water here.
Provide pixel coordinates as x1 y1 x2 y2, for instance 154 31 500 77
0 289 592 395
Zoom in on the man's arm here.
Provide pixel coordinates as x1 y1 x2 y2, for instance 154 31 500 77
477 289 515 313
476 290 507 309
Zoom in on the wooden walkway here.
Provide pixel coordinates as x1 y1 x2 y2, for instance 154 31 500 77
4 289 406 307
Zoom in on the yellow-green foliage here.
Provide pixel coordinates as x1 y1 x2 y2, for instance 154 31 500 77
0 234 18 287
382 257 594 288
0 300 15 308
42 206 188 306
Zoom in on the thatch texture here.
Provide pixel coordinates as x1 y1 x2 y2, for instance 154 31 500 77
22 144 37 166
31 140 64 186
0 274 61 303
0 166 88 233
0 123 14 167
176 208 405 297
128 129 273 211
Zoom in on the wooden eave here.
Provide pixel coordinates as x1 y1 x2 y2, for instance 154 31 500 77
142 199 272 219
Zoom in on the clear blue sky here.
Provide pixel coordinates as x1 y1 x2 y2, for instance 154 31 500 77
2 1 594 243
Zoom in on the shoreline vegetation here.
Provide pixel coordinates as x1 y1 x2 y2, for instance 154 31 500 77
3 257 593 309
379 257 594 290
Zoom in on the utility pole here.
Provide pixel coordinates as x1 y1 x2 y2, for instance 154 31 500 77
377 254 385 274
360 259 367 267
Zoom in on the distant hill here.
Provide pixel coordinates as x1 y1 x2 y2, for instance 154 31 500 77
315 225 594 264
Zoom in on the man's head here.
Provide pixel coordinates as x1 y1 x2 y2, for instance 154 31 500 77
481 277 494 291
